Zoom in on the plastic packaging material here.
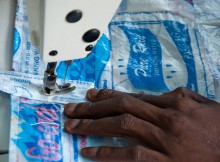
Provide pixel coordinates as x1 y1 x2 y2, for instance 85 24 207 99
107 12 214 97
96 0 218 99
0 70 94 104
6 0 220 161
9 97 124 162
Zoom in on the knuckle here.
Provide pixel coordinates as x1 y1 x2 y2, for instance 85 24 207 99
73 102 87 114
165 110 188 132
97 89 113 97
132 146 145 161
64 103 74 115
68 102 84 114
117 95 132 112
188 108 203 118
71 102 95 117
81 119 95 132
76 102 85 109
133 92 145 100
173 98 186 109
84 120 98 136
173 113 186 125
86 102 95 116
174 87 189 98
153 127 165 140
95 147 108 157
165 110 179 124
174 98 184 108
97 89 121 99
173 98 193 112
116 114 135 131
82 119 94 126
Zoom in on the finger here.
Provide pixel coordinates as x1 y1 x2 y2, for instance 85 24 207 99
64 114 166 150
86 87 211 108
81 146 168 162
86 88 177 108
64 95 165 127
86 88 169 108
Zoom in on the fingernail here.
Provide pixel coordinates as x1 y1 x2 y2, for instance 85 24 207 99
64 103 77 115
65 119 81 132
87 89 99 98
81 148 98 157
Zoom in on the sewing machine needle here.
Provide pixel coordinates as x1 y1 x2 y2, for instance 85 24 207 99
64 60 72 83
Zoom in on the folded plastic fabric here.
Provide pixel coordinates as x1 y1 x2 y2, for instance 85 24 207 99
4 0 220 161
0 70 94 104
10 96 131 162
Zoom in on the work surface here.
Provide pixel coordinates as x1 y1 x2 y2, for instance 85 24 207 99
0 0 16 161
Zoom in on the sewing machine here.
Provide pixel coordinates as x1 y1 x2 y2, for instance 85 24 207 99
26 0 122 95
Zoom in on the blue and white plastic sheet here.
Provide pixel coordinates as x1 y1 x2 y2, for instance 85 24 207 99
0 0 220 161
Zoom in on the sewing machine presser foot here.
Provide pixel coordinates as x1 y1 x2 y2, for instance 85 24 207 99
42 62 75 96
42 83 76 96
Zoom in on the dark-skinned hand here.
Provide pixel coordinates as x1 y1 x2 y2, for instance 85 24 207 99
64 87 220 162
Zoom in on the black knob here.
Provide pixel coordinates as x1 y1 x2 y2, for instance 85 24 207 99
83 29 100 43
66 10 82 23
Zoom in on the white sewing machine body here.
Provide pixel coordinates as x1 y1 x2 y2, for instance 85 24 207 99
26 0 122 62
26 0 121 95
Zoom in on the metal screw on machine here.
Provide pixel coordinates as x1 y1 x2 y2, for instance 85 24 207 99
85 45 93 51
49 50 58 56
66 10 83 23
83 29 100 43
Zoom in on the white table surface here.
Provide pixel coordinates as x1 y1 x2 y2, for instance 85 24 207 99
0 0 17 161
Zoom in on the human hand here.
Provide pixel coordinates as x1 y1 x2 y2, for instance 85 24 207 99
64 87 220 162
